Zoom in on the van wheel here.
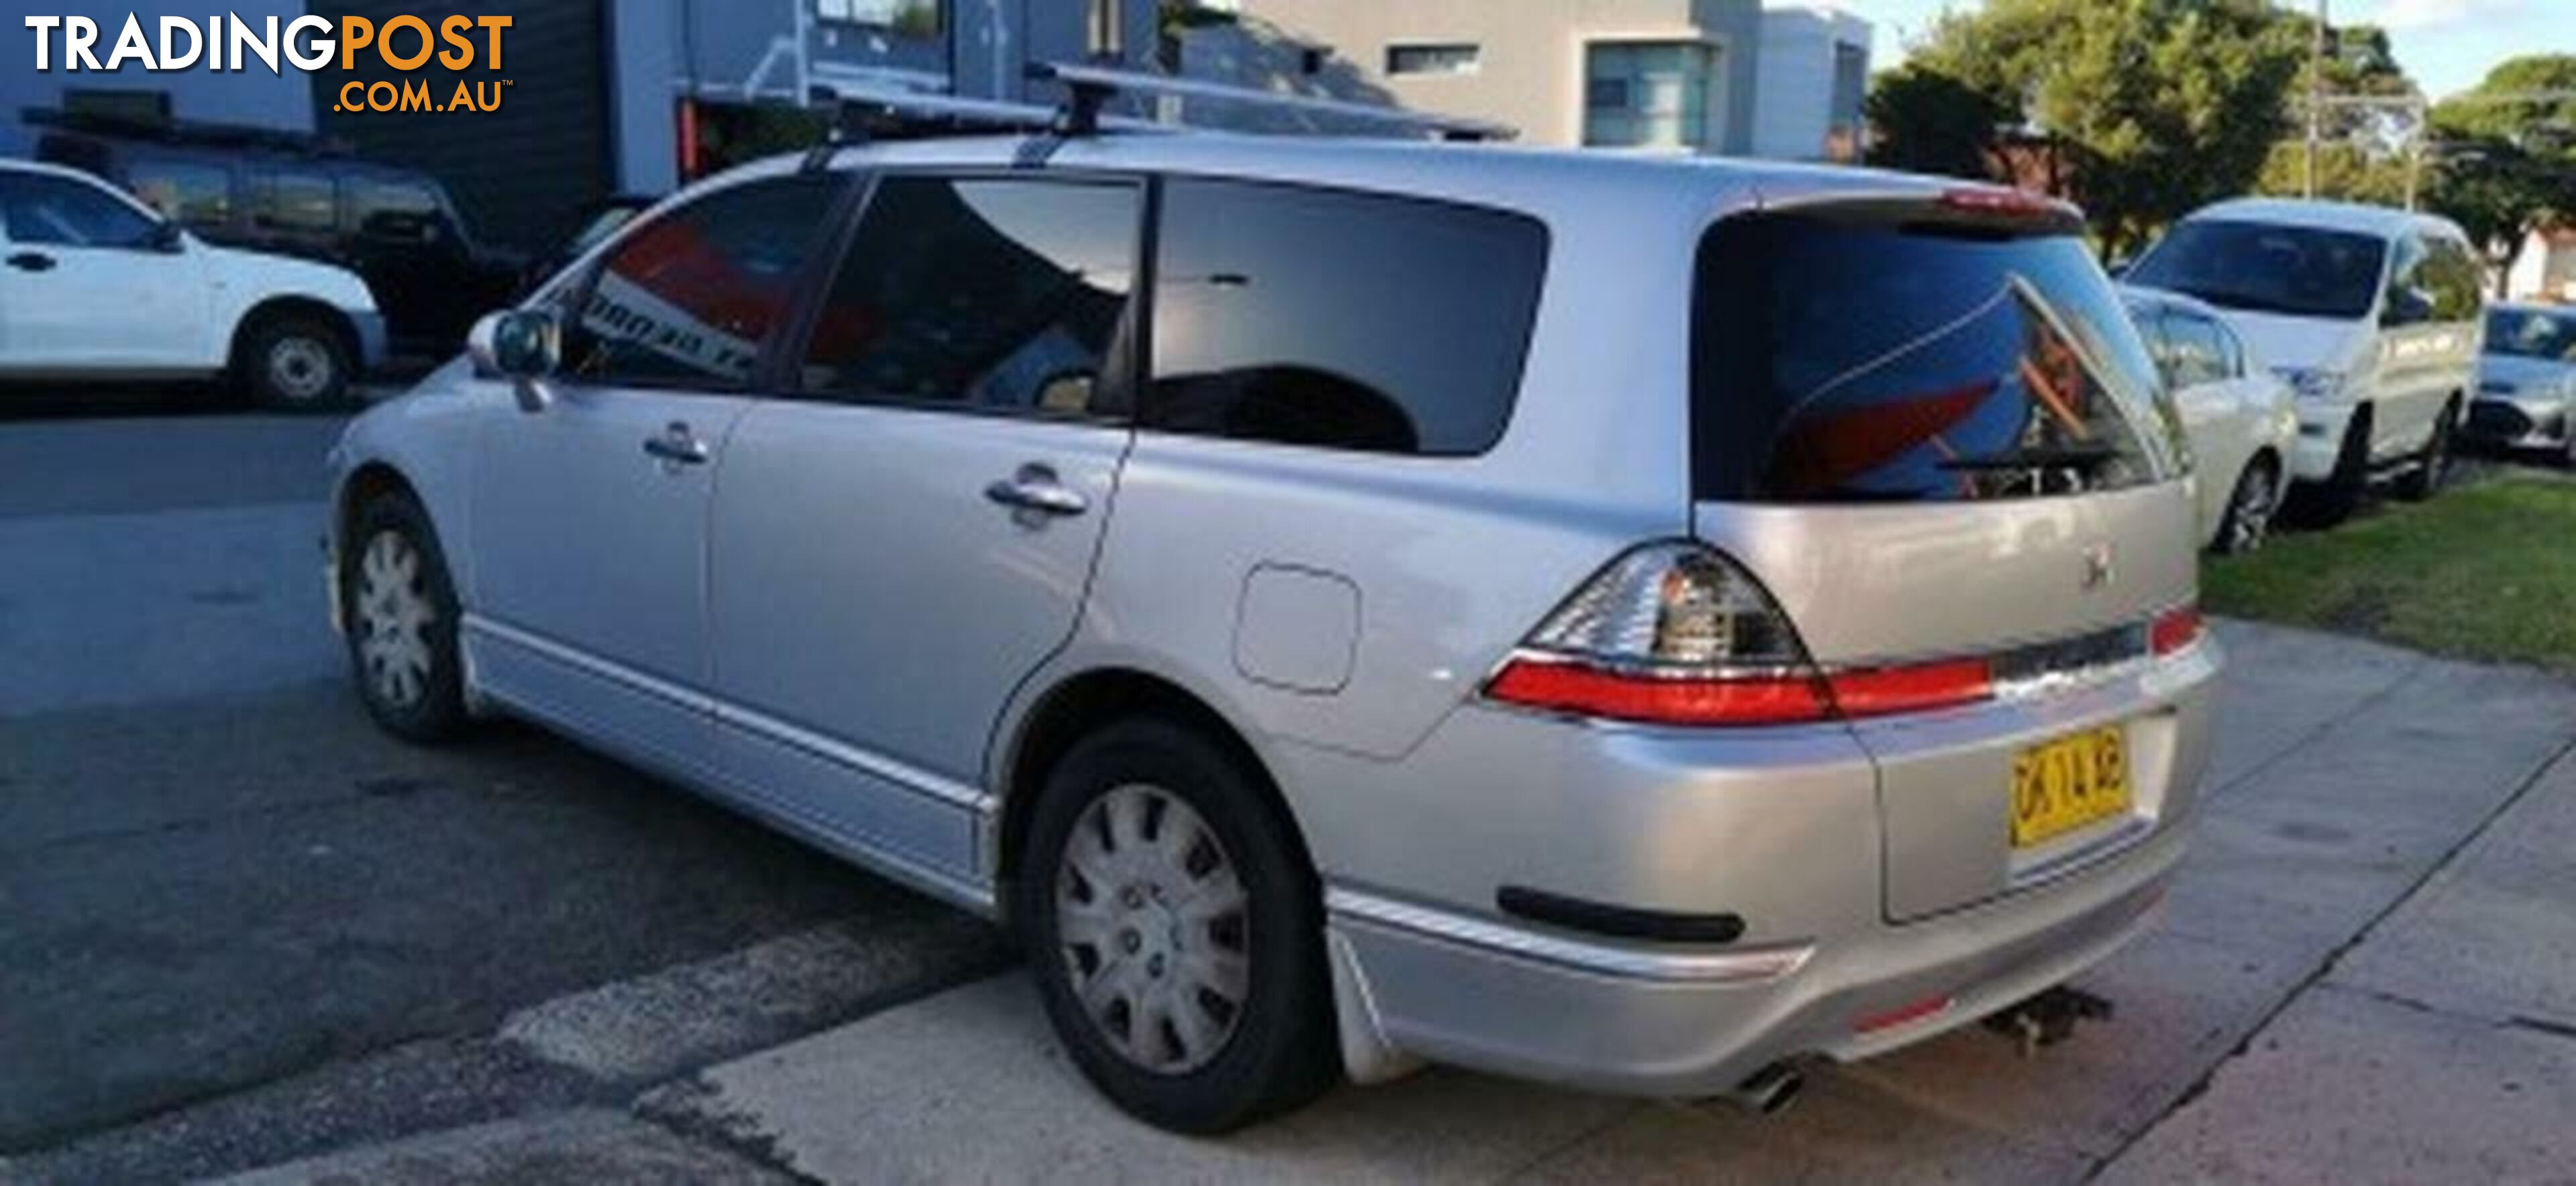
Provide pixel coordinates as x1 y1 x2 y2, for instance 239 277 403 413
2288 410 2371 529
1017 717 1338 1134
238 313 353 411
343 493 466 743
2392 400 2458 502
2213 456 2279 555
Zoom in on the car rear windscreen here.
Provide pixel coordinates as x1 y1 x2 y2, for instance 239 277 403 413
1693 211 2176 504
2126 219 2386 321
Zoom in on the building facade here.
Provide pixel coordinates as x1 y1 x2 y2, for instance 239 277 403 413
1751 5 1869 162
1201 0 1866 158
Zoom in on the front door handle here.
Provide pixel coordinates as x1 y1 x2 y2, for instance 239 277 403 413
983 464 1089 518
642 422 709 466
7 252 56 273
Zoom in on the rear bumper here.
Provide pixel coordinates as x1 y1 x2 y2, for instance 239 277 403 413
1305 637 2219 1096
1328 822 2179 1096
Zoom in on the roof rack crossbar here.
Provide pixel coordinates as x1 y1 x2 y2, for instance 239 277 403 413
1022 61 1517 143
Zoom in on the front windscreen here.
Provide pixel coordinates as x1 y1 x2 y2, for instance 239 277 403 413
2127 219 2387 321
1693 211 2177 504
2487 307 2576 363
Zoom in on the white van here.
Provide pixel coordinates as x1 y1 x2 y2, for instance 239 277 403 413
2127 199 2483 524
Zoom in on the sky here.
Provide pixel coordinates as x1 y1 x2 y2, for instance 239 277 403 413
1843 0 2571 98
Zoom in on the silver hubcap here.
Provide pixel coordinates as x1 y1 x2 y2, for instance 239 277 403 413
2230 467 2275 552
268 335 334 402
355 530 435 709
1055 784 1250 1075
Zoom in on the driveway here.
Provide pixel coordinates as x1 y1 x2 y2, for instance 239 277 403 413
172 621 2576 1185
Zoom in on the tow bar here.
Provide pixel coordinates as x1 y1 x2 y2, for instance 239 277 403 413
1983 986 2114 1057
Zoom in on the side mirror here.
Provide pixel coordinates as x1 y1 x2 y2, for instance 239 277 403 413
469 309 561 411
2383 287 2434 327
149 221 186 254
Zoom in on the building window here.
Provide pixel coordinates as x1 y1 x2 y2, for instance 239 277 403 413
816 0 941 38
1087 0 1122 57
1583 41 1719 151
1386 43 1479 76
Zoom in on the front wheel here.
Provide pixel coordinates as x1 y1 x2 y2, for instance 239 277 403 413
237 313 353 411
2392 400 2458 502
342 494 466 743
2213 457 2280 555
1017 717 1338 1134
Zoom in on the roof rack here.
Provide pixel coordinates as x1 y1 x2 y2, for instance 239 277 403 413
21 106 355 158
1024 61 1517 144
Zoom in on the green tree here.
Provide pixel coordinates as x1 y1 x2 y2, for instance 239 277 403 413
2424 56 2576 290
1870 0 2305 257
1865 63 2013 180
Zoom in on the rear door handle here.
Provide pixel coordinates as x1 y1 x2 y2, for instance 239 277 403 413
983 464 1088 517
7 252 56 273
642 422 710 466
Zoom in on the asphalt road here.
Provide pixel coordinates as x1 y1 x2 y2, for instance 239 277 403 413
0 394 998 1166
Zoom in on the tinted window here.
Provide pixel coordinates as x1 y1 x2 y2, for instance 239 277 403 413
352 178 447 244
799 176 1140 415
0 172 160 249
2129 219 2387 321
562 174 843 390
2487 308 2576 362
127 159 232 227
1695 213 2174 503
1146 178 1547 455
253 170 336 232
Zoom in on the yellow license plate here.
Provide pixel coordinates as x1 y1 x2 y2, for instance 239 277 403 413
2010 726 2132 849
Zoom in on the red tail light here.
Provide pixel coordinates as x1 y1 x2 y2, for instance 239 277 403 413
1486 660 1833 727
1481 543 2006 727
2151 603 2205 656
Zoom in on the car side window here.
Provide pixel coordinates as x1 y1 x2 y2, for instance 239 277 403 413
127 159 233 229
796 175 1142 417
2382 235 2430 326
558 173 844 391
2209 317 2246 378
2423 237 2483 323
1146 178 1548 456
2163 311 2229 388
2130 308 2176 384
252 169 337 233
351 179 449 246
0 172 161 250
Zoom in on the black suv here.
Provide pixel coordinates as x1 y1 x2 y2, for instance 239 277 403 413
32 109 526 357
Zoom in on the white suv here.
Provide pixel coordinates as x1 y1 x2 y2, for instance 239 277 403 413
2127 198 2483 525
0 158 382 408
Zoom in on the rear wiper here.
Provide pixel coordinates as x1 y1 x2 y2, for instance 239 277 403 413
1937 444 2121 472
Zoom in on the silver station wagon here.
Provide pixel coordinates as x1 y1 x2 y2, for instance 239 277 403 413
327 105 2219 1132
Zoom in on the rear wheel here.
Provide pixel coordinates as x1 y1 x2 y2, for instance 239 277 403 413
2212 455 2279 555
1017 717 1338 1134
2392 400 2458 502
237 312 353 411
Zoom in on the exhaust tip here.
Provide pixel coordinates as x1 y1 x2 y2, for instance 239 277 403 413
1723 1062 1804 1116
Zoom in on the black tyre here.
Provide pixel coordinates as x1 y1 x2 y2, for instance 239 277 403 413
2392 400 2458 502
1017 716 1338 1134
341 493 467 743
2288 409 2371 529
237 312 354 411
2212 455 2280 555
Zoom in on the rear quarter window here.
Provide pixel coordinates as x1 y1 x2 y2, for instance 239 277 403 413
1694 211 2176 503
1144 178 1547 457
